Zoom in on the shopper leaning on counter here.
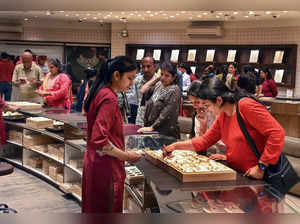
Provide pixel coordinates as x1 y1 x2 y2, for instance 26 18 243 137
164 77 284 180
138 62 181 139
12 51 43 102
82 56 141 213
0 96 19 146
37 58 72 111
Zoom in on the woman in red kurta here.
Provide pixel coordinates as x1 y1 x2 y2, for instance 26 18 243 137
0 97 19 145
82 56 141 213
164 77 284 180
260 68 278 98
37 58 72 111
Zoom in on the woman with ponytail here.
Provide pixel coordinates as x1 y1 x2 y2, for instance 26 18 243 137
82 56 141 213
37 58 72 111
164 77 284 180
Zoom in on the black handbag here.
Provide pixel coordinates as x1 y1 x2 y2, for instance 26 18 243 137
236 97 299 198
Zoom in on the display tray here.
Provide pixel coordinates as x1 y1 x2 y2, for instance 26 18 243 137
45 126 64 133
145 150 236 183
7 101 42 110
3 115 27 121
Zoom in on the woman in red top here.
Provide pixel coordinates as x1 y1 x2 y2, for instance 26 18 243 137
164 77 284 180
37 58 72 111
82 56 141 213
260 68 278 98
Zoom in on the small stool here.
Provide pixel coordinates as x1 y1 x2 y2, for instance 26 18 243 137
0 162 17 213
0 162 14 176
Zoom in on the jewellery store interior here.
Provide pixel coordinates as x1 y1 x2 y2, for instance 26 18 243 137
0 1 300 214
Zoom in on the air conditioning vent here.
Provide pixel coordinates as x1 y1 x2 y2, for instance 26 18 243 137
186 21 223 38
0 25 23 33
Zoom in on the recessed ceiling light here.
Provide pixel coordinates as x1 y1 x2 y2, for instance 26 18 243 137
93 17 97 19
170 15 174 18
249 11 254 15
146 11 151 13
121 12 125 15
162 13 167 16
150 14 154 17
203 12 208 15
65 14 69 17
218 12 223 15
244 15 249 18
283 11 288 13
106 14 111 17
59 11 64 13
115 15 119 18
24 18 29 21
197 15 202 18
83 17 87 20
176 13 180 16
181 11 186 14
233 11 238 15
216 15 220 18
130 13 134 16
138 14 142 17
265 11 271 15
46 11 51 16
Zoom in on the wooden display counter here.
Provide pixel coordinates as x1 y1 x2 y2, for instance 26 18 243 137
268 99 300 138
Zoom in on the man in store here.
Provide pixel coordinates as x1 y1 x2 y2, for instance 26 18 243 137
0 52 15 101
12 51 43 102
178 63 191 92
130 56 158 126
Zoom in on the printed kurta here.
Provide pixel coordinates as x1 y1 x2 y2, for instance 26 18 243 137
39 73 72 111
144 82 181 139
82 87 126 213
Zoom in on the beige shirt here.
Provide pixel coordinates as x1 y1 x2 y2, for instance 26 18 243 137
12 63 43 102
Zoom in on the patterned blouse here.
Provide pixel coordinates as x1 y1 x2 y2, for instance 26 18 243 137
144 82 181 139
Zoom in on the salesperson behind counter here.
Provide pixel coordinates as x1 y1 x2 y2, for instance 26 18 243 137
0 96 19 146
82 56 141 213
37 58 72 111
164 77 284 180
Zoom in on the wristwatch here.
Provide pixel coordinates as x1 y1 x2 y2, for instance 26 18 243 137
258 163 267 171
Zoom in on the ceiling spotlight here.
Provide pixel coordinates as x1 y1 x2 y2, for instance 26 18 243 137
265 11 271 15
181 11 186 14
46 10 51 16
283 11 288 13
203 12 208 15
244 15 249 18
93 17 97 19
59 11 64 13
216 15 220 18
150 14 154 17
146 11 151 13
121 12 125 15
233 11 238 15
176 13 180 16
170 15 174 18
197 15 202 18
249 11 254 15
24 18 29 21
129 13 134 16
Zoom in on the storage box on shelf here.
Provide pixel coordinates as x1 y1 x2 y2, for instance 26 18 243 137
48 144 64 161
23 130 56 148
49 163 64 182
8 129 23 145
26 117 54 129
42 159 51 175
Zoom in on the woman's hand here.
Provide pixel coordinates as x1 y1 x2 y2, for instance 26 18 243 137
209 154 226 161
137 126 154 133
126 151 142 163
244 165 265 179
162 144 176 158
36 90 51 97
3 104 19 112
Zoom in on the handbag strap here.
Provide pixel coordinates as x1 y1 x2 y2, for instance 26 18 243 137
236 98 261 159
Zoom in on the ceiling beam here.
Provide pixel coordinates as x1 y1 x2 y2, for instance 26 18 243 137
1 0 300 11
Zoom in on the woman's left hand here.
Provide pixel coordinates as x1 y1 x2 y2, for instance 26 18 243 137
137 126 154 133
244 165 265 179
